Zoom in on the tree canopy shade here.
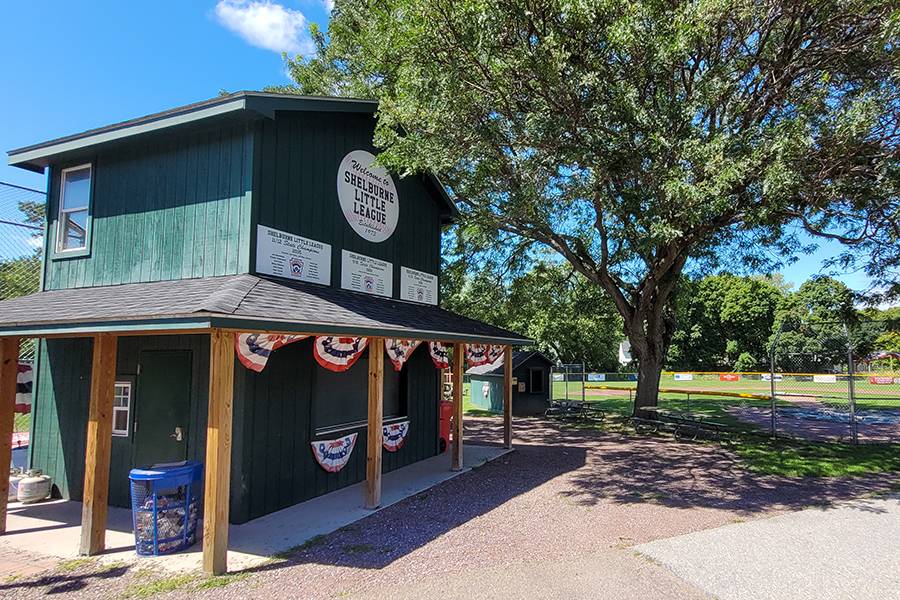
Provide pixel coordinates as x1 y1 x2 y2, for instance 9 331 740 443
284 0 900 412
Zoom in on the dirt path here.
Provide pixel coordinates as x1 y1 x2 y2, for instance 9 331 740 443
3 418 898 599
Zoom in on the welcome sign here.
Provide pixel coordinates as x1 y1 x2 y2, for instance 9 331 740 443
337 150 399 243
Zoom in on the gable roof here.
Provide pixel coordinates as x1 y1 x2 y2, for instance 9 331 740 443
0 274 528 344
7 91 458 222
466 350 553 376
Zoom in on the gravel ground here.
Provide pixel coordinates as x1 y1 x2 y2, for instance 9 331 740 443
3 417 898 600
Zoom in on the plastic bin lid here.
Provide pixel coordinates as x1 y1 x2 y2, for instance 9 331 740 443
129 460 202 481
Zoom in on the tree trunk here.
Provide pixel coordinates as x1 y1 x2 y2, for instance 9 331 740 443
634 352 663 417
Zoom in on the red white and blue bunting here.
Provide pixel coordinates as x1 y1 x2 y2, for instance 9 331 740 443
16 363 32 414
465 344 504 369
234 332 507 375
383 420 410 452
235 333 309 373
314 336 369 372
429 341 451 369
385 339 421 371
310 433 358 473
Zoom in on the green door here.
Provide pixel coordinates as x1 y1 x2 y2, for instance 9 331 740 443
133 350 193 468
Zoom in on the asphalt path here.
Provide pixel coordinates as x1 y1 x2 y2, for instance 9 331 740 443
637 494 900 600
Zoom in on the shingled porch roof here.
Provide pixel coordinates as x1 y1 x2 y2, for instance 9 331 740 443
0 274 528 344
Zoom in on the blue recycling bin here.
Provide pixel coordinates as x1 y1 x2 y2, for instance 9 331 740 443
129 461 203 556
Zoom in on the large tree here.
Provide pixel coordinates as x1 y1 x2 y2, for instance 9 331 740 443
443 258 623 369
285 0 900 413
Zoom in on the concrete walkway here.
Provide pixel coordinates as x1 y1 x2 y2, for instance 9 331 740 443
0 444 509 574
637 494 900 600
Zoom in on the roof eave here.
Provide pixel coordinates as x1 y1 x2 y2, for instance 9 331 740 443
0 311 531 346
7 92 380 173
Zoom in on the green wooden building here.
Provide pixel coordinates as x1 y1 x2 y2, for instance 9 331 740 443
468 351 553 416
0 92 526 573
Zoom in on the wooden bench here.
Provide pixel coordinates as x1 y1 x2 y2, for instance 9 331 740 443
630 408 729 441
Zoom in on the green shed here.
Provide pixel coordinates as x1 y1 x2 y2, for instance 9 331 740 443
0 92 528 573
468 351 553 416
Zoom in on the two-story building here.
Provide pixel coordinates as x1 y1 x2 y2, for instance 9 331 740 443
0 92 526 573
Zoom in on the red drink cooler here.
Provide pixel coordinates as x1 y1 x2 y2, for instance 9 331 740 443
439 400 453 453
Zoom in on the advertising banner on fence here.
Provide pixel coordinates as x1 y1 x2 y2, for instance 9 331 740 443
673 373 694 381
719 373 739 382
762 373 784 382
587 373 606 382
813 374 838 384
869 375 895 385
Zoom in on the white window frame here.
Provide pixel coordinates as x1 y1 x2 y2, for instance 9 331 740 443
56 163 92 253
112 381 132 437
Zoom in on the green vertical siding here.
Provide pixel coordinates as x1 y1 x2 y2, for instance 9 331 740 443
231 340 440 524
28 335 215 509
42 124 253 291
253 113 443 295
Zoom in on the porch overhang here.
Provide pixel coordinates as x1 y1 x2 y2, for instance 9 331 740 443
0 273 530 345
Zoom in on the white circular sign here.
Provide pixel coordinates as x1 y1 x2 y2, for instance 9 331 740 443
337 150 399 243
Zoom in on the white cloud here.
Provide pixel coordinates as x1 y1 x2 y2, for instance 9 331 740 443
215 0 314 55
323 0 334 11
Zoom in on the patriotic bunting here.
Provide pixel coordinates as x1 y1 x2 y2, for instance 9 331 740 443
311 433 358 473
383 420 410 452
15 363 32 414
465 344 504 368
314 336 369 372
235 333 309 372
429 341 451 369
385 339 421 371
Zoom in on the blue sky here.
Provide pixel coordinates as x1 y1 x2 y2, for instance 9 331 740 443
0 1 873 292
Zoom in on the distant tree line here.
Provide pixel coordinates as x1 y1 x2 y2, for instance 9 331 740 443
444 259 898 374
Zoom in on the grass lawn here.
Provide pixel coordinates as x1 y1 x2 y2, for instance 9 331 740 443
731 438 900 477
558 393 900 478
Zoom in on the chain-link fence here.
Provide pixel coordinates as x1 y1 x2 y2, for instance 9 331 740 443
547 321 898 445
0 181 44 434
770 319 899 444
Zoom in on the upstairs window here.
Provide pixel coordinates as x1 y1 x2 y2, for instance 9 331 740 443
57 164 92 252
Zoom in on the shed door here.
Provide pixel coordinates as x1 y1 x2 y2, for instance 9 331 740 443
133 350 192 467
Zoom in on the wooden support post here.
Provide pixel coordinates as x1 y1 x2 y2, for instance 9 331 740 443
451 342 464 471
503 346 513 449
203 329 235 576
0 337 20 534
366 338 384 509
80 334 118 555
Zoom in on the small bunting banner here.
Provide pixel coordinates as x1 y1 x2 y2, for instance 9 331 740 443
15 363 32 414
235 333 309 372
314 336 369 372
382 420 410 452
429 341 451 369
385 339 421 371
465 344 504 369
310 433 358 473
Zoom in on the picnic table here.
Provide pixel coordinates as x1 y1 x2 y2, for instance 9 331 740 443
630 407 729 441
544 400 606 422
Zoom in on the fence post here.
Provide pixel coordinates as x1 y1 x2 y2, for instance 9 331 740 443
846 324 858 445
769 322 783 438
581 361 586 404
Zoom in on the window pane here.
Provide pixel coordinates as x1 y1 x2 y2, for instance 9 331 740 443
62 167 91 210
61 210 88 250
113 409 128 433
313 358 367 429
